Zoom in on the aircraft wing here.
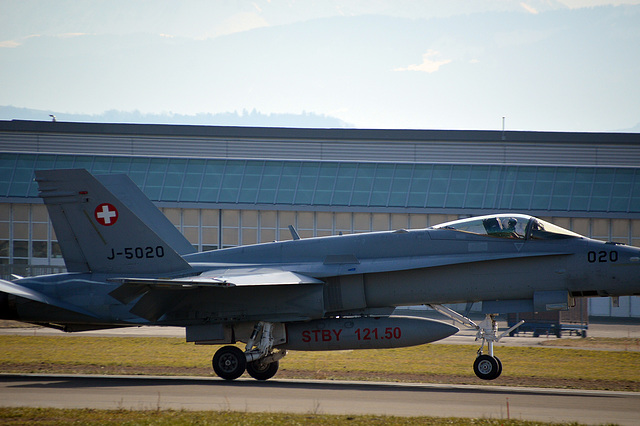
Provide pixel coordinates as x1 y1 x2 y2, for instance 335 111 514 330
108 270 325 322
112 270 322 288
109 270 322 303
0 278 100 320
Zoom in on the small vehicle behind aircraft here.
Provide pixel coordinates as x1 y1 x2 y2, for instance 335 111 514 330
1 169 639 381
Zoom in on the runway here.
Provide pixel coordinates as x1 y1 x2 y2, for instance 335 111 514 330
1 374 638 425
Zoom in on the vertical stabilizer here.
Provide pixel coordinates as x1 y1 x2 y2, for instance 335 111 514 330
36 169 191 275
97 174 196 255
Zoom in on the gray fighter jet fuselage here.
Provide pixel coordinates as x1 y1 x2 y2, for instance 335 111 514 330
1 169 638 381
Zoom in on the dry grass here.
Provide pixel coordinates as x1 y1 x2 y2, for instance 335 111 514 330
0 334 633 424
1 335 639 391
539 337 640 351
0 407 583 425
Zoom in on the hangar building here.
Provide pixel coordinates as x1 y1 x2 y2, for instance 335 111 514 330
1 120 639 317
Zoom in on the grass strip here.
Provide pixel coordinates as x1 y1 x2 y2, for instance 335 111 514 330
0 407 583 425
1 335 639 391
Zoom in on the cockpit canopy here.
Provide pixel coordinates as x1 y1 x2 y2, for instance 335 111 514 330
430 214 583 240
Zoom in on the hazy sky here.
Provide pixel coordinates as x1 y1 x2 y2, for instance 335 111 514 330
1 0 639 131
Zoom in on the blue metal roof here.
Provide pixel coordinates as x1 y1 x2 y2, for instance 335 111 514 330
3 119 639 144
2 152 639 215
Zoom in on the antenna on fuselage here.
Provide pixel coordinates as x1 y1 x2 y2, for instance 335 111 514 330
288 225 301 240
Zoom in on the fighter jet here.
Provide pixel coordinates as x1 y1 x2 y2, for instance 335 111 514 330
1 169 639 381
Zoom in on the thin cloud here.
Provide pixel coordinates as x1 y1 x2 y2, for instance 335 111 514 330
559 0 640 7
213 12 269 38
520 3 539 14
394 50 452 73
0 33 86 48
57 33 90 38
0 40 21 48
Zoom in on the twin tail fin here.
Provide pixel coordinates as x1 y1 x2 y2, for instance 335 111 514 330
35 169 191 275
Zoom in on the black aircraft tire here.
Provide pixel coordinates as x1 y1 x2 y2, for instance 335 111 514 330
494 356 503 379
473 354 500 380
246 360 279 381
212 346 246 380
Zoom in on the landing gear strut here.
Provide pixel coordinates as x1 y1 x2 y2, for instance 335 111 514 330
428 304 523 380
211 321 287 381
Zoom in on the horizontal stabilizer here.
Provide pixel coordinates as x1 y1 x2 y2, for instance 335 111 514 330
0 279 99 319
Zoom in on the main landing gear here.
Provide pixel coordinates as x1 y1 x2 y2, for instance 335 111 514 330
211 321 286 381
428 304 524 380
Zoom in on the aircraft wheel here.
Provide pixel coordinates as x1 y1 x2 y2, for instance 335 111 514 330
212 346 246 380
246 360 279 381
473 354 500 380
494 356 503 379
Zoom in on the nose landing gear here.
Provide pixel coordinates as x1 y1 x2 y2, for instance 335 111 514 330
428 304 523 380
474 354 502 380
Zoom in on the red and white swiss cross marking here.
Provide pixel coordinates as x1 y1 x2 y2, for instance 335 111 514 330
94 203 118 226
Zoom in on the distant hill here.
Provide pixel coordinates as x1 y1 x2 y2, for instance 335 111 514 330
0 106 351 128
1 6 639 131
2 106 635 133
623 122 640 133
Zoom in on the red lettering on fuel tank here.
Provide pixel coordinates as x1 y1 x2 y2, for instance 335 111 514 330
333 329 342 341
301 328 344 342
